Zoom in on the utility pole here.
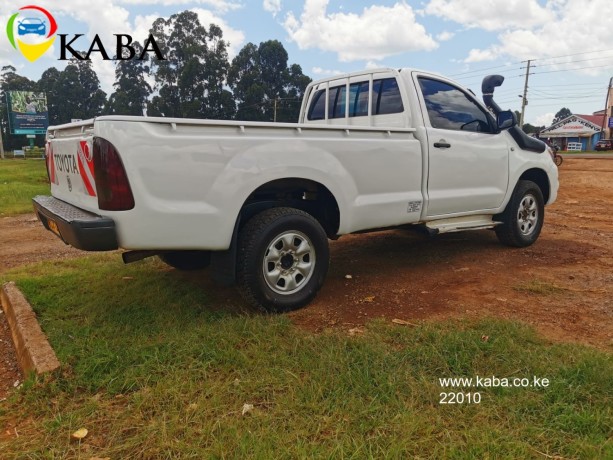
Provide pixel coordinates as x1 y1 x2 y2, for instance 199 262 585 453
519 60 531 129
600 77 612 139
273 97 278 122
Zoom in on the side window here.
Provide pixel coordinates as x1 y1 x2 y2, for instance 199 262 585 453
307 89 325 120
331 82 369 118
418 77 494 133
372 78 404 115
349 81 369 117
329 86 346 119
307 78 404 121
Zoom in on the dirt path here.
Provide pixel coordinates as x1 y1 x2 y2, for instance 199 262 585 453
290 160 613 349
1 160 612 397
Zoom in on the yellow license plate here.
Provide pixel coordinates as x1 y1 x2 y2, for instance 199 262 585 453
48 219 61 237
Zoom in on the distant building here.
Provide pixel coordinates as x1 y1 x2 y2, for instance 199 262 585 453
540 113 605 151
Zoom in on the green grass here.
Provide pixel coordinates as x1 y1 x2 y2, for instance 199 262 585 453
0 159 49 216
562 150 613 154
1 255 611 458
513 279 565 295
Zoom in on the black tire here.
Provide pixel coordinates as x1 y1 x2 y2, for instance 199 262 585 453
159 251 211 271
554 154 563 167
237 207 329 313
495 180 545 247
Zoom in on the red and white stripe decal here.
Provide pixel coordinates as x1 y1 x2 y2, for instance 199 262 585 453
46 142 59 185
77 140 96 197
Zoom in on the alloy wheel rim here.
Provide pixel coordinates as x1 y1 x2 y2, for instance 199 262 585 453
262 230 316 295
517 194 538 236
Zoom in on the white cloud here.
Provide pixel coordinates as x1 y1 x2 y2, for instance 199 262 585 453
263 0 282 17
132 13 162 44
533 112 555 127
192 8 245 57
282 0 437 62
0 2 244 94
312 66 343 76
425 0 553 32
0 13 15 66
436 0 613 75
436 31 454 41
116 0 242 13
464 47 501 63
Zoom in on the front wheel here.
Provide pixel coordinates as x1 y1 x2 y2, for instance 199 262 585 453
237 207 329 313
495 180 545 247
554 154 563 166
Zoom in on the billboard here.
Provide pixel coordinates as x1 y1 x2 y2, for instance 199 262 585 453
7 91 49 135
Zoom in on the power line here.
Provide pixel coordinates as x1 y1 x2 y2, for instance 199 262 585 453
532 48 613 63
533 54 613 69
531 63 613 76
450 49 613 83
448 62 522 77
530 82 606 88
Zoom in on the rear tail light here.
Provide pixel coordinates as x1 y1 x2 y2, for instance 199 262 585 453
93 137 135 211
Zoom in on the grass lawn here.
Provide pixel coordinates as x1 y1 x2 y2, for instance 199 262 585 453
1 255 611 458
0 159 49 216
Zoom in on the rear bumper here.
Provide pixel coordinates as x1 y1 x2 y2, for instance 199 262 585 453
32 196 118 251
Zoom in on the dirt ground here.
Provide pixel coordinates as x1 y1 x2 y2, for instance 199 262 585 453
1 159 611 397
291 160 613 348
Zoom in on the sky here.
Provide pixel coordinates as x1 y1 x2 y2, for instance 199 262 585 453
2 0 613 127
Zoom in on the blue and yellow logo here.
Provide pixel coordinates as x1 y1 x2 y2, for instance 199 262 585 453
6 5 57 62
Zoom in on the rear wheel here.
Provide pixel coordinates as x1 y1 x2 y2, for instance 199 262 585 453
159 251 211 271
554 154 563 166
495 180 544 247
237 207 329 312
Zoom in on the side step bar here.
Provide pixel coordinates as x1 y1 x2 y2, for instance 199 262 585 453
425 215 500 234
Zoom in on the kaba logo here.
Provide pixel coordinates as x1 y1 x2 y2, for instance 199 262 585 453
6 6 165 62
58 34 166 61
6 5 58 62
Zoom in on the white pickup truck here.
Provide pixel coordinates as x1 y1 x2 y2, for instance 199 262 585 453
34 68 558 312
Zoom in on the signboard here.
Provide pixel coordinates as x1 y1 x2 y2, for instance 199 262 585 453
7 91 49 135
608 117 613 128
541 115 600 137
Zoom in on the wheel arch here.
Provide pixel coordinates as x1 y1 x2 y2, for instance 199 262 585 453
238 177 341 238
518 168 550 204
209 177 341 287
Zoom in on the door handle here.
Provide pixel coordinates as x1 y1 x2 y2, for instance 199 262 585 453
433 141 451 149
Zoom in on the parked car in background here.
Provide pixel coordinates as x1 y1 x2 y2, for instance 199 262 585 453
594 139 613 151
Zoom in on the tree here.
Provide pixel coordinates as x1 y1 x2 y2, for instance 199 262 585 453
227 43 265 120
37 67 62 125
228 40 311 122
553 107 572 124
37 58 107 124
107 42 152 116
203 24 236 120
148 11 235 119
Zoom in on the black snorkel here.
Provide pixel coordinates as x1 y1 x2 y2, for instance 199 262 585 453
482 75 505 115
482 74 547 153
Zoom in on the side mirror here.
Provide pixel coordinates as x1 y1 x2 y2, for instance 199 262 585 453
497 110 516 130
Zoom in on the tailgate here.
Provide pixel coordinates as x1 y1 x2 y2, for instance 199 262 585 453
47 120 99 212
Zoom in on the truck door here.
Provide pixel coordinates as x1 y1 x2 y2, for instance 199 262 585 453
416 76 510 217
